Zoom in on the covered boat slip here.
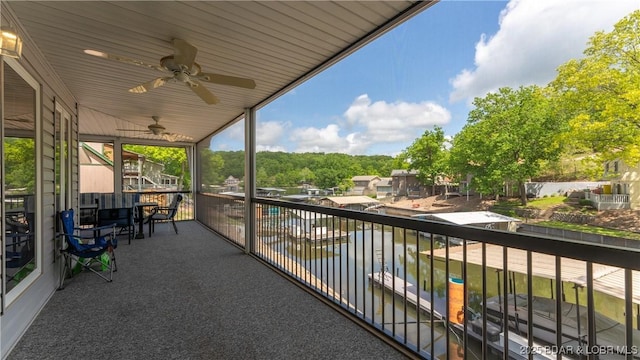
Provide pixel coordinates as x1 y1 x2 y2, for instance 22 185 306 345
413 211 522 232
367 271 555 360
483 294 640 359
425 242 640 305
286 210 350 242
423 243 640 359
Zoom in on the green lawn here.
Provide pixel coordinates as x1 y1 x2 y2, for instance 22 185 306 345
527 195 568 209
535 221 640 240
492 195 639 240
494 195 568 210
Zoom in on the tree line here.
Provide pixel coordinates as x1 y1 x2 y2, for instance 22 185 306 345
200 150 399 191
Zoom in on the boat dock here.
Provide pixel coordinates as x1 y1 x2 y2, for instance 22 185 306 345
368 271 445 320
287 227 350 243
368 271 555 360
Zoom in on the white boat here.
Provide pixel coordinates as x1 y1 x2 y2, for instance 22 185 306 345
484 294 640 359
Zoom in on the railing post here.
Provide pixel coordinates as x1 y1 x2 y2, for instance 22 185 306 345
244 107 256 255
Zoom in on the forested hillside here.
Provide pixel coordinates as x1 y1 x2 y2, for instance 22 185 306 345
203 150 398 189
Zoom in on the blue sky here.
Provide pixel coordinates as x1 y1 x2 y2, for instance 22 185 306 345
212 0 639 156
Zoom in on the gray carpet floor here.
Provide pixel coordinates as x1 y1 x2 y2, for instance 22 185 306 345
7 221 409 360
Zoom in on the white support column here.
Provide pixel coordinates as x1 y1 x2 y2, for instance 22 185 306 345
113 137 123 194
244 107 256 255
137 157 142 192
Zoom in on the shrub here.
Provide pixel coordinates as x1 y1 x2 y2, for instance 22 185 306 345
578 199 593 207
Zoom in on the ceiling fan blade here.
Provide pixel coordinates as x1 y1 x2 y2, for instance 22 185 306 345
162 133 194 142
116 129 152 133
196 72 256 89
172 39 197 71
128 77 170 94
187 80 219 105
84 49 166 72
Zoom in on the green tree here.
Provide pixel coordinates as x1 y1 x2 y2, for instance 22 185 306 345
400 126 449 196
299 167 315 185
551 9 640 166
199 148 225 190
449 86 563 204
256 167 271 187
4 138 36 193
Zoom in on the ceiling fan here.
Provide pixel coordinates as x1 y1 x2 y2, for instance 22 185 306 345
118 116 194 142
84 38 256 105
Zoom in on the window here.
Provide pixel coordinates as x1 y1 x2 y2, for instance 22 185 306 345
3 58 40 298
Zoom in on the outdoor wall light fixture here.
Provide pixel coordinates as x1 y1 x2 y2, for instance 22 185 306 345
0 26 23 59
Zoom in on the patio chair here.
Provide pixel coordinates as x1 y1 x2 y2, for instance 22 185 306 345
79 198 99 228
59 209 118 288
148 194 183 235
98 207 134 244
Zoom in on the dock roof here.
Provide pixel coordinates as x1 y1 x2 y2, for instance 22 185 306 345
426 243 640 304
290 211 332 220
414 211 521 225
321 196 380 206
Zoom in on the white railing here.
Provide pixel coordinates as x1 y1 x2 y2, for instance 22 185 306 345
584 192 630 210
585 192 629 203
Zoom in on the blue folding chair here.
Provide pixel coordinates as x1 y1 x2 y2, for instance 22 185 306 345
59 209 117 288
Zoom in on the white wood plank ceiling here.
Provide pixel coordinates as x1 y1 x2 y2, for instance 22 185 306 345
6 1 435 144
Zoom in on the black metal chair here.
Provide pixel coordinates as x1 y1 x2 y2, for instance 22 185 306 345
148 194 183 235
98 207 134 244
79 198 99 228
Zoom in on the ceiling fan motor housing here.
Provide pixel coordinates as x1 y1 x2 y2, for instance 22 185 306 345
148 116 166 135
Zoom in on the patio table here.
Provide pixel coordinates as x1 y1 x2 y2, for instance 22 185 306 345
133 202 158 239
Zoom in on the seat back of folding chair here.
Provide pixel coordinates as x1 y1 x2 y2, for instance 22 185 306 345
60 209 80 250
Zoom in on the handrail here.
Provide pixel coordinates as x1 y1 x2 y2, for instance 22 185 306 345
196 192 640 359
80 190 193 221
255 197 639 270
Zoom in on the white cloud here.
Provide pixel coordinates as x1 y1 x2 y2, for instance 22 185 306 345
289 124 367 154
224 121 245 141
256 121 288 150
284 94 451 155
344 94 450 143
449 0 640 103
